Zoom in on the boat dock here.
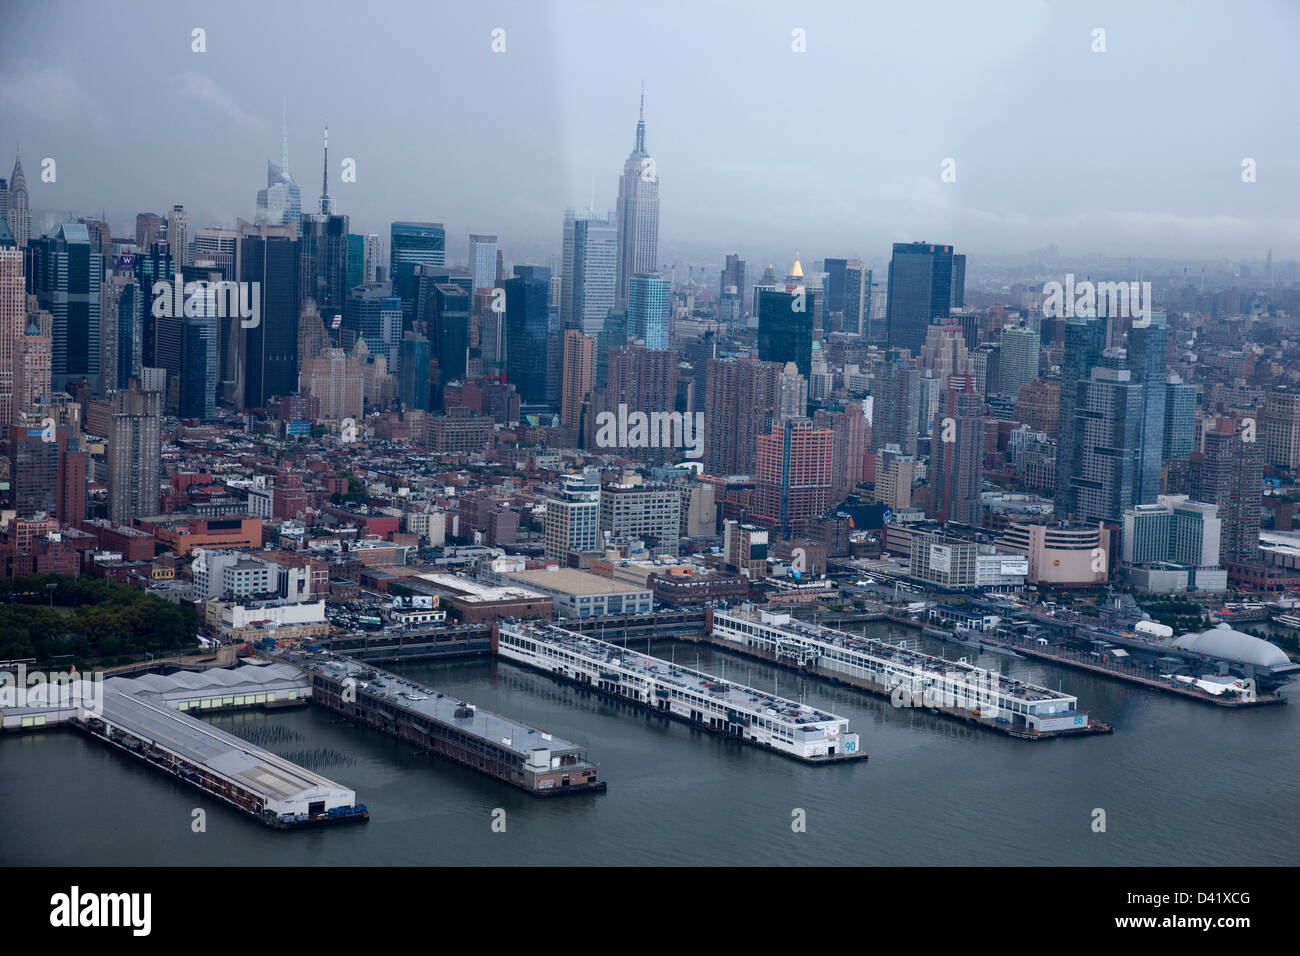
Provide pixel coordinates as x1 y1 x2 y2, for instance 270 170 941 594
1 663 368 829
304 656 606 796
703 607 1109 739
495 621 866 762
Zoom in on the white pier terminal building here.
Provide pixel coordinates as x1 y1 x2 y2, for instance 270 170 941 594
496 622 864 761
707 607 1090 735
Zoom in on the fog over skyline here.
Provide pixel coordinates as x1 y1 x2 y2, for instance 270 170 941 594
4 0 1299 271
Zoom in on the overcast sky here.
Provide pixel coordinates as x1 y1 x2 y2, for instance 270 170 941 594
4 0 1299 272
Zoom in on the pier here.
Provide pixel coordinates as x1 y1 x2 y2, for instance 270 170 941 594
495 621 866 762
702 607 1109 739
305 656 606 795
980 631 1288 708
1 663 368 829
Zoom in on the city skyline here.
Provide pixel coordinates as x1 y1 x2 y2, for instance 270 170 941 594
3 0 1299 267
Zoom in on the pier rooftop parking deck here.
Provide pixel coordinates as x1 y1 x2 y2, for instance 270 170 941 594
0 663 360 824
497 622 864 760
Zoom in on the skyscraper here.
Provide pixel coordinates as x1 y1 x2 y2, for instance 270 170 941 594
1163 375 1197 460
998 325 1040 400
254 115 302 230
135 213 166 253
842 261 874 338
814 401 869 503
704 357 781 476
180 281 219 421
565 215 617 335
9 422 85 523
299 210 350 317
502 268 551 404
468 234 498 294
398 331 432 411
5 150 30 250
871 355 923 457
389 222 446 322
344 282 403 374
98 274 142 394
28 223 101 393
1054 315 1107 519
1125 314 1168 504
822 258 849 317
1196 417 1263 568
627 273 669 349
720 254 746 305
0 215 24 429
1070 349 1142 525
885 242 956 353
594 342 679 464
167 205 189 268
108 379 162 524
757 285 814 380
237 221 300 409
430 282 471 391
561 328 595 433
615 93 659 310
929 375 984 526
753 418 834 536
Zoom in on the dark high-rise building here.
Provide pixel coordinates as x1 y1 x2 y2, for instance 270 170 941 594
238 229 300 409
1125 315 1167 504
98 274 142 394
822 258 848 316
950 254 967 310
345 234 365 293
757 288 814 380
28 223 101 392
398 332 432 411
720 254 745 304
502 269 551 404
1054 315 1106 519
179 278 219 421
389 222 446 323
431 282 471 392
596 309 627 390
299 211 350 317
132 240 173 369
885 242 955 353
343 282 402 371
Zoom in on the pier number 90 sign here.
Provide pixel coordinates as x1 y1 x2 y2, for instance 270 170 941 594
843 739 858 752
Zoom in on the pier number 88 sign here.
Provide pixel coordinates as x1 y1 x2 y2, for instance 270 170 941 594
1074 715 1084 725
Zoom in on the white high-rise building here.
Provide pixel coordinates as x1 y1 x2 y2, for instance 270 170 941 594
615 93 659 311
468 234 498 293
168 204 189 268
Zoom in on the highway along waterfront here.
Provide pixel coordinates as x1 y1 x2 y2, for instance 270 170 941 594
2 622 1295 866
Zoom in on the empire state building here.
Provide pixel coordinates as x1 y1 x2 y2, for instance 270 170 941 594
615 93 660 310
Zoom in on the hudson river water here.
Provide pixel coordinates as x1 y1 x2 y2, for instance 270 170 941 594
3 624 1296 865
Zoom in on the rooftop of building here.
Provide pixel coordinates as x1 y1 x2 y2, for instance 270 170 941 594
505 567 652 596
